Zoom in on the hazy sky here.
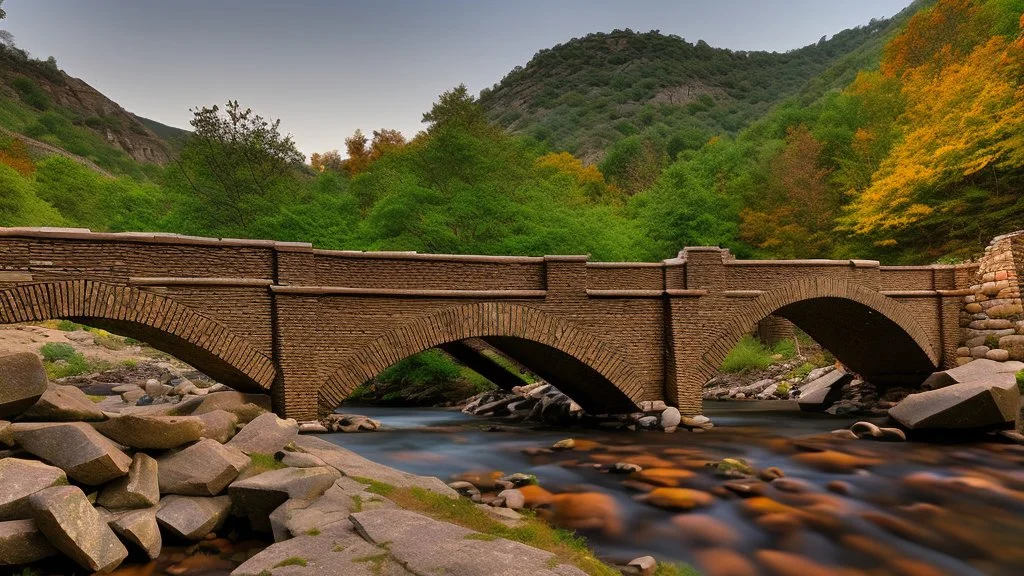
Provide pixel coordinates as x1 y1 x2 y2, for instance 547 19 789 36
4 0 910 157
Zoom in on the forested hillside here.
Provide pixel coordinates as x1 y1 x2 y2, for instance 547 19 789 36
477 11 913 167
1 0 1021 266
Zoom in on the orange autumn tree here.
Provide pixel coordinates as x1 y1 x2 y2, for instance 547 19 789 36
740 125 836 257
841 0 1024 239
534 151 621 204
310 149 344 173
0 137 34 176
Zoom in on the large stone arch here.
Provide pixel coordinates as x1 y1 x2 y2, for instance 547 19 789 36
0 280 275 391
319 302 646 415
693 278 940 390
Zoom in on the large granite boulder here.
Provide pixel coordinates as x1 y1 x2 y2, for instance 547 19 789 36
157 438 249 496
350 509 587 576
0 519 58 566
227 412 298 455
921 358 1024 390
29 485 128 574
231 531 390 576
0 458 68 520
0 352 48 418
228 466 339 532
890 372 1021 430
797 369 851 412
97 453 160 509
196 409 239 443
156 495 231 540
93 414 205 449
106 508 161 560
12 422 131 485
0 420 12 447
191 391 271 423
19 383 107 422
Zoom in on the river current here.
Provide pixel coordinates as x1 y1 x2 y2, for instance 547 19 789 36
327 401 1024 576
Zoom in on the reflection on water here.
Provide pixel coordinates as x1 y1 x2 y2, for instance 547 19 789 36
329 402 1024 576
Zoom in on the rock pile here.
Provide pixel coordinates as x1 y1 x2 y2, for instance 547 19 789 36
319 412 381 433
461 382 713 432
1 351 598 575
955 231 1024 364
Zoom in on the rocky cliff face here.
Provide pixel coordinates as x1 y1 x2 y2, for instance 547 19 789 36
36 73 172 165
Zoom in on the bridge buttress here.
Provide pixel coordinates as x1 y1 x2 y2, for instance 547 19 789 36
270 243 321 420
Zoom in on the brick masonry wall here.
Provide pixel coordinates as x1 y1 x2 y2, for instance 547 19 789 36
956 230 1024 363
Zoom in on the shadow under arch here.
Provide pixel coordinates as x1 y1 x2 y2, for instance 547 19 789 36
697 279 940 388
0 280 275 392
319 302 646 416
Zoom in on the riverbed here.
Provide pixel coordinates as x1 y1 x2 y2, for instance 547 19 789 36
328 402 1024 576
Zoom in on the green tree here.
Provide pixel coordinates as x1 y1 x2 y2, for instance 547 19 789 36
421 85 493 135
170 100 304 233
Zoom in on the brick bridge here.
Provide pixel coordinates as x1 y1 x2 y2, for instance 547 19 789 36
0 228 982 421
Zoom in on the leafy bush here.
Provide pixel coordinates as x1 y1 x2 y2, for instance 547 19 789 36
12 77 50 110
377 350 461 390
720 335 796 373
40 342 76 362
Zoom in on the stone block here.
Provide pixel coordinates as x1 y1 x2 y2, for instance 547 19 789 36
0 353 48 418
12 422 131 485
29 486 127 574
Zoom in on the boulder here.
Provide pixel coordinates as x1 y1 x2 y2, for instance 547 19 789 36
190 391 271 423
97 453 159 509
228 466 339 532
29 485 128 574
659 407 681 428
0 458 68 520
890 373 1021 430
19 383 107 422
0 420 11 447
231 531 386 576
93 414 205 449
107 508 161 559
196 409 239 443
271 482 377 540
157 438 249 496
351 509 588 576
227 412 298 455
156 495 231 540
12 422 131 485
0 352 48 418
0 518 58 565
921 358 1024 390
797 370 852 411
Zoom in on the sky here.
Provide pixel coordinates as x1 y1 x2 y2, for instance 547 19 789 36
3 0 911 157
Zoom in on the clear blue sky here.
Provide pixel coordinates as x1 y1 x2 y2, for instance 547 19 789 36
3 0 911 157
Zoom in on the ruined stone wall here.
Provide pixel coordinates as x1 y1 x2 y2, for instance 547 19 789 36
957 231 1024 363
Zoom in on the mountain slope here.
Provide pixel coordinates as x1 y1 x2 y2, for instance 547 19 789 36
0 44 172 175
479 7 918 162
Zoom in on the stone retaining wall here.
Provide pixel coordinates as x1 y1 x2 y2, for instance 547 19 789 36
957 231 1024 363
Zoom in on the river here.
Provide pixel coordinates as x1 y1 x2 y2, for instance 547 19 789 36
326 401 1024 576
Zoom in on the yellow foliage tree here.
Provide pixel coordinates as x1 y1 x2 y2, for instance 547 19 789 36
535 151 621 203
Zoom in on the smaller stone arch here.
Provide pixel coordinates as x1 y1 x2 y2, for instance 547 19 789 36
319 302 646 416
0 280 275 391
692 278 940 393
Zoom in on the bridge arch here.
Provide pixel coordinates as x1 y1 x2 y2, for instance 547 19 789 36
0 280 275 391
319 302 646 415
694 278 940 390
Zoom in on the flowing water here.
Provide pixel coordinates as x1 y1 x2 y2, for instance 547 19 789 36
326 402 1024 576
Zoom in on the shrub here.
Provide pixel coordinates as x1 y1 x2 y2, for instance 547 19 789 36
11 77 50 110
720 335 774 373
40 342 76 362
1016 370 1023 395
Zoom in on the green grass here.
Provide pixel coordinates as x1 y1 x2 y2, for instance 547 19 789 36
481 349 536 384
273 556 307 568
248 452 287 474
350 477 633 576
1016 370 1023 395
305 528 321 536
720 335 796 373
87 394 106 403
39 342 110 379
654 563 703 576
40 342 77 362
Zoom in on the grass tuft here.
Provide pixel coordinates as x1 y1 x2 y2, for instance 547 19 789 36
274 556 307 568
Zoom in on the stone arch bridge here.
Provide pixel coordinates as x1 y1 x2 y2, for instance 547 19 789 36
0 228 980 421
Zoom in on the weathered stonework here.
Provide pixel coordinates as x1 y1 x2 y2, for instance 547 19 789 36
0 228 983 421
956 230 1024 365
